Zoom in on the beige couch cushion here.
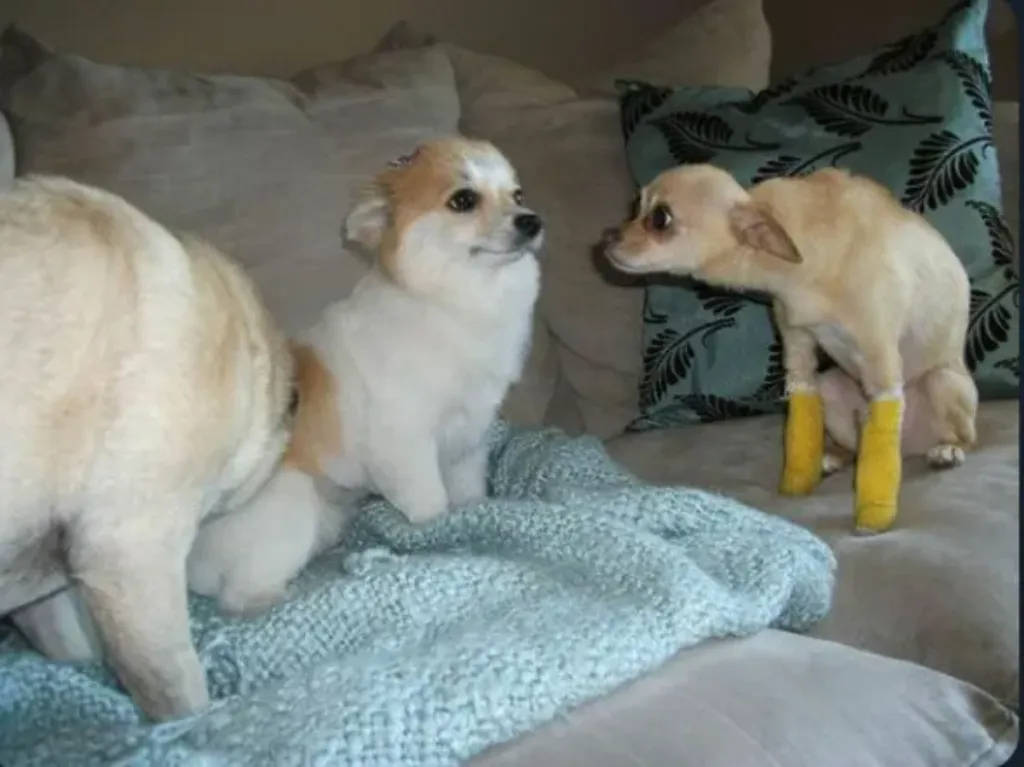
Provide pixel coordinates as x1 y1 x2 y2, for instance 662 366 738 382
0 28 452 334
581 0 774 94
607 400 1020 705
0 26 557 425
379 0 773 437
474 630 1017 767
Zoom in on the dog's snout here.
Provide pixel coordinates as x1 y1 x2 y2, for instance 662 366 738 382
514 213 543 239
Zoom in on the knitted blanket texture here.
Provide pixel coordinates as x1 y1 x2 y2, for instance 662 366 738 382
0 423 835 766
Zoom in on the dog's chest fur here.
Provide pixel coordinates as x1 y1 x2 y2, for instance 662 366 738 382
809 323 865 378
435 269 537 453
314 257 538 474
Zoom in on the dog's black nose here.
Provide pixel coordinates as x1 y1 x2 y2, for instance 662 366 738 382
514 213 543 239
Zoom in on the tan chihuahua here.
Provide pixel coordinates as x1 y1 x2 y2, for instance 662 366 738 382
602 164 977 534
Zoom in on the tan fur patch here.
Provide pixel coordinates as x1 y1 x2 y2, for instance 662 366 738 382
283 343 342 475
370 138 507 282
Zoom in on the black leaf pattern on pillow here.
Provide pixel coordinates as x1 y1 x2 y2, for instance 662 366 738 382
962 200 1020 376
995 357 1019 378
639 317 735 409
642 299 671 327
859 29 938 76
965 287 1016 372
674 394 763 423
731 75 801 115
690 282 749 318
651 113 780 165
966 199 1017 280
941 51 993 131
688 283 786 404
625 410 685 433
752 337 786 403
752 155 805 180
901 130 991 212
750 141 862 185
783 84 942 137
619 82 674 141
640 330 696 409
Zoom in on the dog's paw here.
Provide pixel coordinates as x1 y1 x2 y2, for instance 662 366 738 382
821 453 848 476
926 444 965 470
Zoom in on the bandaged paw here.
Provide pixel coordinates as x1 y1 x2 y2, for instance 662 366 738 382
854 398 903 533
780 390 825 495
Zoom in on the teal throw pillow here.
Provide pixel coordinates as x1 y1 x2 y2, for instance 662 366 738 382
618 0 1018 432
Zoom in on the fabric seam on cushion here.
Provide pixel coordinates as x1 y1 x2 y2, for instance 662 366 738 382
696 698 787 767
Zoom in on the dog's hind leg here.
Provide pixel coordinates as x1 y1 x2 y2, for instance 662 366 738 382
188 467 345 617
920 363 978 470
68 491 209 722
817 367 865 475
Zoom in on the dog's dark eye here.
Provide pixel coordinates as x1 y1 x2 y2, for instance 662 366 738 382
512 188 524 206
447 188 480 213
646 204 673 232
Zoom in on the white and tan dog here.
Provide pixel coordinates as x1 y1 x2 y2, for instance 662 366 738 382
602 164 977 534
186 137 543 614
0 175 296 720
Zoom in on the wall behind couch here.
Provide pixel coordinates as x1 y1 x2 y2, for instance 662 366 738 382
0 0 1016 96
0 0 685 82
765 0 1018 99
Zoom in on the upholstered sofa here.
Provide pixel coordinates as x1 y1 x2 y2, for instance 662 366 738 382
0 0 1017 763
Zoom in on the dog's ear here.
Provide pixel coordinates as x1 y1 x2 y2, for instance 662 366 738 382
344 182 390 252
728 202 802 263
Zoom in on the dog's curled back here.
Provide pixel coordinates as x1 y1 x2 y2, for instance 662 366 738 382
0 175 296 720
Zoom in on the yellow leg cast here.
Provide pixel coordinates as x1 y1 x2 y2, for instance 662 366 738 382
780 390 824 495
854 398 902 534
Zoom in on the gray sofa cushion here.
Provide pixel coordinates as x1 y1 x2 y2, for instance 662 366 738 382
608 400 1020 705
473 629 1018 767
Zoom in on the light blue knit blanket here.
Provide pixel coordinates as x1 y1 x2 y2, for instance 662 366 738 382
0 424 835 766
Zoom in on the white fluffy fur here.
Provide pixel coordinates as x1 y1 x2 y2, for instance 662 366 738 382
187 138 543 614
0 175 295 721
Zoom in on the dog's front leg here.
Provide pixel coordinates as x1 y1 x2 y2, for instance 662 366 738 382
443 443 489 507
854 343 904 535
371 434 450 524
776 305 825 496
69 498 208 721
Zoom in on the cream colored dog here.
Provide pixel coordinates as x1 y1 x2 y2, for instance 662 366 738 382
186 137 543 614
602 164 977 534
0 175 296 720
